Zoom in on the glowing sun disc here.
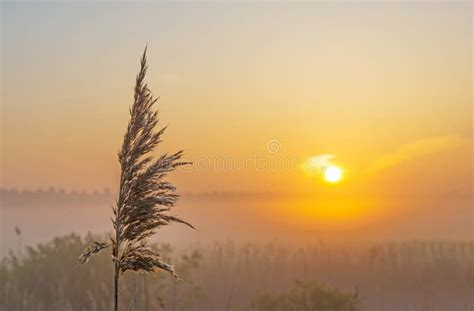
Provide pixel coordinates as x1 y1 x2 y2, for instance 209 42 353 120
324 166 343 183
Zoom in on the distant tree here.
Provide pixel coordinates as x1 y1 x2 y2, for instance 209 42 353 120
250 280 361 311
78 47 193 311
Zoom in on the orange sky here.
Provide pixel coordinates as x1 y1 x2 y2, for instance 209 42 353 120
1 2 472 201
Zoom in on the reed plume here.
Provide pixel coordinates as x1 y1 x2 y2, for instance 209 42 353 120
79 47 193 311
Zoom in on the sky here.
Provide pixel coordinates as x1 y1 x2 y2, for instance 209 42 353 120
1 2 472 239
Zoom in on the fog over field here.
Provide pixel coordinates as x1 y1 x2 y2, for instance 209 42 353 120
1 189 473 311
1 188 472 256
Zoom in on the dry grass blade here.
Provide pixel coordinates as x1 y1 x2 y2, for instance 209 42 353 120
78 47 193 311
78 241 109 264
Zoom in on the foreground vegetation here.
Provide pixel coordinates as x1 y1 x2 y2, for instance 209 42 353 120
1 234 473 310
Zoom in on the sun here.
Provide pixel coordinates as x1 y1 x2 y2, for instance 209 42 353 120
324 165 343 183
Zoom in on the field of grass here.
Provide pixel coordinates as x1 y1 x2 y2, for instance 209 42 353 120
1 234 472 310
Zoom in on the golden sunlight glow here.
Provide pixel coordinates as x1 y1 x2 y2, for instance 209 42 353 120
272 197 380 231
324 166 343 183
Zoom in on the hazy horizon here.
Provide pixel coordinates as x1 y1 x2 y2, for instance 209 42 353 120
1 1 473 253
